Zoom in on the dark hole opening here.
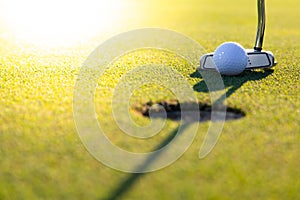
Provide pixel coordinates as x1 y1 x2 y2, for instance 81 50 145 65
135 100 245 122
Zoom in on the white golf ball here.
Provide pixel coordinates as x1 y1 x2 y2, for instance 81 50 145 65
213 42 248 75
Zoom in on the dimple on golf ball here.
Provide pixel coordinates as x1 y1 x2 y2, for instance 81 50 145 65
213 42 248 75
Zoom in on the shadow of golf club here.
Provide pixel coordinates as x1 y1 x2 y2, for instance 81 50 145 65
191 69 274 105
103 69 273 200
103 124 189 200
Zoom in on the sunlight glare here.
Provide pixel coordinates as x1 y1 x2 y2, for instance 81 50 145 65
0 0 124 46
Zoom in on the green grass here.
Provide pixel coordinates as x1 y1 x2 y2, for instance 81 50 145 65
0 0 299 199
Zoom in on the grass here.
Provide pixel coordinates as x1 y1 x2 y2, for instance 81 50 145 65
0 0 299 199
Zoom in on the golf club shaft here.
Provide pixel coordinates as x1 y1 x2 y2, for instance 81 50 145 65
254 0 266 51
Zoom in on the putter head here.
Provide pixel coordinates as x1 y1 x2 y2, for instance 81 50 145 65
199 49 276 70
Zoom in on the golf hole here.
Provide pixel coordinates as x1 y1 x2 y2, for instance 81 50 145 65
135 100 245 122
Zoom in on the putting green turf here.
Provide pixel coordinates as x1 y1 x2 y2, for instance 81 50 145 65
0 0 299 199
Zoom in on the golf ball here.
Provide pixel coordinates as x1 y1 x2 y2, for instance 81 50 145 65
213 42 248 75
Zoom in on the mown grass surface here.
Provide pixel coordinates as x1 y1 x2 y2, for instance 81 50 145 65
0 0 299 199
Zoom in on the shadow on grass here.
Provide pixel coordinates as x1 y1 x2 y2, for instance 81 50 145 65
104 69 273 200
191 69 274 105
104 124 189 200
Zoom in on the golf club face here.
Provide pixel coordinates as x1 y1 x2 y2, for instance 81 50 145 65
199 50 276 70
199 0 276 71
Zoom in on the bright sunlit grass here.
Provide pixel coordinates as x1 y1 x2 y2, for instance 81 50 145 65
0 0 124 46
0 0 299 199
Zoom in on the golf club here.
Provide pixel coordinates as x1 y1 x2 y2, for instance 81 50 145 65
199 0 276 70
